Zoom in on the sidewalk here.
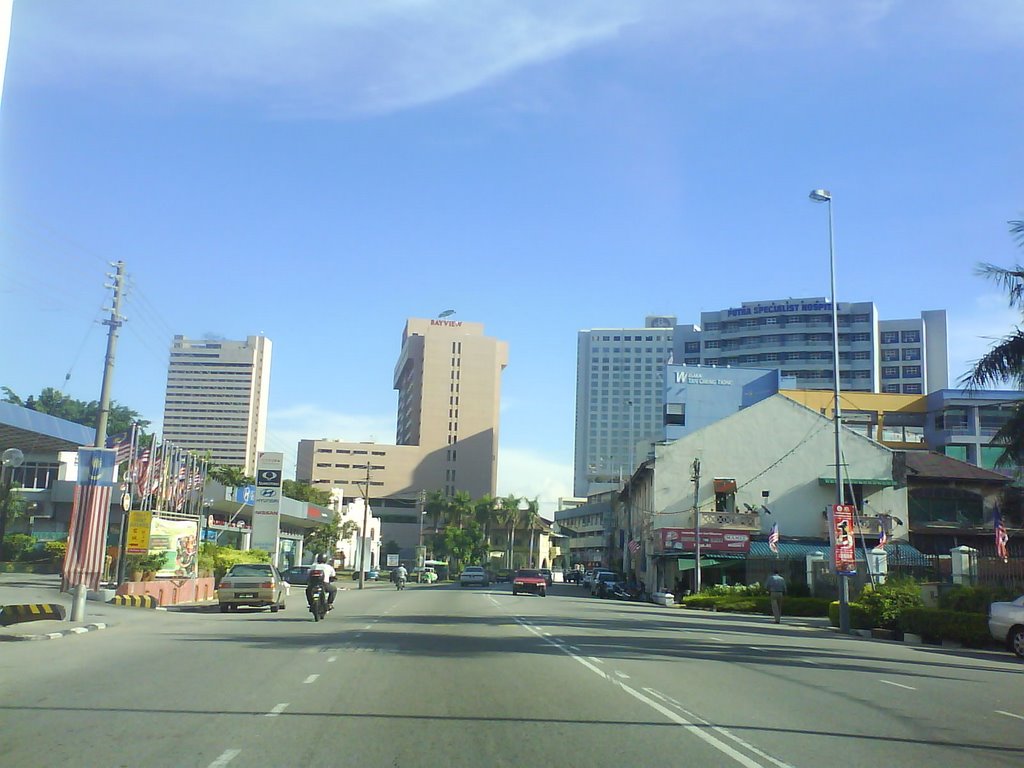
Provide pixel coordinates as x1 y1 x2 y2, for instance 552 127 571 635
0 572 167 641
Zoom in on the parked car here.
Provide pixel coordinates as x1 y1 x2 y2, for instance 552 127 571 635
218 563 288 613
564 569 583 584
512 568 547 597
494 568 513 583
581 570 597 589
281 565 312 586
591 570 620 596
351 568 380 581
538 568 553 586
989 595 1024 658
460 565 490 587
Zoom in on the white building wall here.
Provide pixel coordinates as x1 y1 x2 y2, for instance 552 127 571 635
648 395 909 541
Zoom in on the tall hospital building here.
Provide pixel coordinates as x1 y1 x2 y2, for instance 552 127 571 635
161 335 272 476
297 318 508 511
574 301 947 496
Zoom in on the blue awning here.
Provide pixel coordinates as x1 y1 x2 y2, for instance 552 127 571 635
748 541 931 566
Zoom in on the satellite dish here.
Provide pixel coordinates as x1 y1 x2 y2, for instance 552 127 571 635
2 448 25 468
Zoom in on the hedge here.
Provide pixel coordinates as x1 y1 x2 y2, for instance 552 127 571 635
827 601 874 630
681 594 831 617
899 608 993 648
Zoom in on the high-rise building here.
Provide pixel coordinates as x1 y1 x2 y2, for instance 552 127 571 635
672 299 947 396
161 335 272 475
574 316 675 497
297 318 508 504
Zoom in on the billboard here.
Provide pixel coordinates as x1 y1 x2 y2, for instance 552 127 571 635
659 528 751 554
147 516 199 577
832 504 858 575
252 452 283 565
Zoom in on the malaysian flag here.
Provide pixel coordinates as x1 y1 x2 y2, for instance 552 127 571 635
995 508 1010 564
628 539 640 554
62 448 116 591
768 523 780 554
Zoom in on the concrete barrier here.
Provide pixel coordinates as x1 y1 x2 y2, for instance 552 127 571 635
115 577 216 605
0 603 68 625
109 594 160 608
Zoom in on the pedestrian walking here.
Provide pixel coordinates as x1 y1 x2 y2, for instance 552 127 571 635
765 569 786 624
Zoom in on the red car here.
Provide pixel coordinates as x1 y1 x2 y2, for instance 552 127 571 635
512 568 547 597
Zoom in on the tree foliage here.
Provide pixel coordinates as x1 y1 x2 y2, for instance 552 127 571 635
443 521 488 570
282 479 332 506
305 512 342 556
208 465 254 488
965 220 1024 469
1 386 150 438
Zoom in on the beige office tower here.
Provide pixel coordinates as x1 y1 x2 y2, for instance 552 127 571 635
161 335 272 476
297 318 508 502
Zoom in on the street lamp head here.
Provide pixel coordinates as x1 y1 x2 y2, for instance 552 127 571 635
809 189 831 203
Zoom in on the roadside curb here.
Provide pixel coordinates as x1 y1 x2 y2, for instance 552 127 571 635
0 622 109 642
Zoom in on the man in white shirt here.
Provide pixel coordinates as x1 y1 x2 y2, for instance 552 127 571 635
765 570 787 624
307 554 338 610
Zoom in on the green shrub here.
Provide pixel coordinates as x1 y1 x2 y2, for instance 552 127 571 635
1 534 36 561
43 540 67 562
683 594 830 617
828 601 874 630
899 608 993 648
201 543 271 581
857 577 924 629
939 585 1018 614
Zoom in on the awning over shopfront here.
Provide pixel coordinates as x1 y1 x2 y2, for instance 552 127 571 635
747 540 931 565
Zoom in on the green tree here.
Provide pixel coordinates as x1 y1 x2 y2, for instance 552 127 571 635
473 494 498 543
966 220 1024 469
448 490 473 528
495 494 522 569
444 520 487 571
305 512 343 556
282 479 332 506
0 482 27 547
424 490 448 533
522 497 541 568
208 465 254 488
2 386 150 438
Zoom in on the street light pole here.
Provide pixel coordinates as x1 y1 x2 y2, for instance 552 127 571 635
810 188 850 634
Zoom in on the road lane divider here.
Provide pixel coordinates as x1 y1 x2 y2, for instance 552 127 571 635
0 603 67 625
879 680 916 690
996 710 1024 721
207 749 240 767
110 594 160 608
327 656 338 663
512 618 771 768
266 703 289 718
304 675 320 684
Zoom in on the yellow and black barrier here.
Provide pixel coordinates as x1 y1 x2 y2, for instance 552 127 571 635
0 603 68 626
109 594 160 608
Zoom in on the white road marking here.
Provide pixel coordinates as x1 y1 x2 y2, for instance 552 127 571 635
303 675 319 684
266 703 289 718
514 621 769 768
614 670 630 679
207 749 241 768
996 710 1024 721
642 688 795 768
708 636 723 642
569 645 581 651
364 624 373 630
879 680 916 691
588 656 605 665
327 656 337 663
802 659 820 665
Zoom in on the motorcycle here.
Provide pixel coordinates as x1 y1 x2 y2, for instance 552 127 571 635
395 576 406 591
308 576 328 621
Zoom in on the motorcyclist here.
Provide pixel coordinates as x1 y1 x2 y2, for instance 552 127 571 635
394 564 408 588
306 554 337 611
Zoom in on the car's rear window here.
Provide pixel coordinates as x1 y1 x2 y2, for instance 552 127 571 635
228 564 273 577
516 570 541 577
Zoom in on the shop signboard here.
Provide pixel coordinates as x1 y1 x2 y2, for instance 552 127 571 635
125 510 153 555
659 528 750 554
251 452 283 565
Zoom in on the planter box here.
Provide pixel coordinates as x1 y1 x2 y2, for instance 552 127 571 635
903 633 923 645
871 628 898 641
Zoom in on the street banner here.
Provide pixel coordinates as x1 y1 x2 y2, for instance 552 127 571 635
833 504 858 575
659 528 751 554
125 510 153 555
252 452 283 565
63 448 116 591
148 516 199 577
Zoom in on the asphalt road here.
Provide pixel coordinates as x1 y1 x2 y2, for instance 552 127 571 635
1 581 1022 767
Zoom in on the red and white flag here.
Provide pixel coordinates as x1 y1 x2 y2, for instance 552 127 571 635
628 539 640 555
62 449 116 591
768 523 780 554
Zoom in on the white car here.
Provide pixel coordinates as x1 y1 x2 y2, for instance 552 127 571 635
989 595 1024 658
459 566 489 587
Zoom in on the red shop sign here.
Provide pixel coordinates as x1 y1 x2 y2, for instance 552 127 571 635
832 504 858 575
659 528 751 554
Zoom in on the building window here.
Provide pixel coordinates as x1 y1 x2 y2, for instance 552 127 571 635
882 349 900 362
881 331 900 344
902 365 921 378
902 384 922 394
704 340 719 349
684 342 700 354
882 366 899 379
902 348 921 361
882 384 901 393
665 403 685 426
901 330 921 344
935 407 969 431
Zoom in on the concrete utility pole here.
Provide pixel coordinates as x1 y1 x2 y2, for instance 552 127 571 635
691 458 702 595
94 261 126 447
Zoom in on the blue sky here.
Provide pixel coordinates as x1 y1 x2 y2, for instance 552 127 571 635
2 2 1022 514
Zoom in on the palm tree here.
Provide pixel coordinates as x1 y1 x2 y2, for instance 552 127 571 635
965 220 1024 469
208 465 253 489
448 490 473 528
523 498 540 568
473 494 497 544
424 490 448 534
495 494 521 569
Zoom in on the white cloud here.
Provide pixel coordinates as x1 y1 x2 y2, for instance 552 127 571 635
14 1 641 117
497 447 573 519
